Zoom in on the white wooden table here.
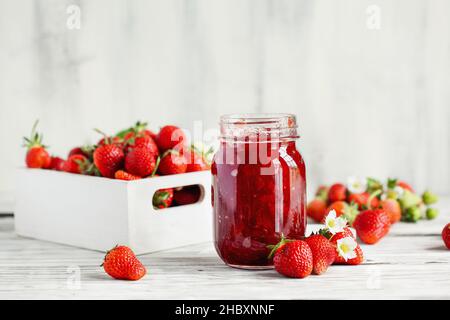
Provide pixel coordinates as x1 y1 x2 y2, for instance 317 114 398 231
1 198 449 300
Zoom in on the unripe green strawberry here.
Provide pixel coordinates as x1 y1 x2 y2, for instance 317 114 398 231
425 208 439 220
315 185 329 201
399 190 421 210
422 190 438 205
403 206 422 222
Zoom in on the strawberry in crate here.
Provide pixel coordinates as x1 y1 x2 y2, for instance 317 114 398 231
21 120 213 210
307 176 440 245
22 120 52 169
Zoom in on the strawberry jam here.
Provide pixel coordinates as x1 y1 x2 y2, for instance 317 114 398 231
212 114 306 269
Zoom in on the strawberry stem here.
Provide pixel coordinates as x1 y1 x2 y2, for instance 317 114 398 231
151 156 161 177
267 234 294 259
94 128 111 145
367 189 382 210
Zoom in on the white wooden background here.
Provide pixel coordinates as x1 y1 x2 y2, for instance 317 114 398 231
1 0 449 211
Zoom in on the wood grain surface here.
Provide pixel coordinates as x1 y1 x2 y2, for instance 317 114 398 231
0 198 449 299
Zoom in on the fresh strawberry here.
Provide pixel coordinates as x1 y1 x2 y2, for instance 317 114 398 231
330 231 363 265
114 170 141 181
327 201 347 217
328 183 347 203
353 209 390 244
68 147 83 158
125 146 157 177
49 156 65 171
97 136 123 148
152 188 174 209
327 201 359 225
307 199 327 223
173 185 201 205
144 129 157 141
156 125 187 152
185 149 210 172
93 144 125 178
158 150 187 175
397 180 414 192
63 154 89 174
270 238 313 278
329 227 356 239
22 120 51 169
102 245 146 281
347 192 379 209
442 223 450 250
380 199 402 224
305 234 336 275
125 134 159 155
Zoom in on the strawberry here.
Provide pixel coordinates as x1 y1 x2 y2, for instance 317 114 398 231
347 192 379 209
328 183 347 203
173 185 201 205
144 129 158 141
49 156 65 171
114 170 141 181
185 149 210 172
158 150 187 175
327 201 347 217
307 199 327 223
125 134 159 155
22 120 51 169
63 154 89 174
97 135 124 149
122 122 159 155
327 201 359 225
442 223 450 250
152 188 174 209
380 199 402 224
102 245 146 281
397 180 414 192
93 144 125 178
353 209 390 244
330 231 363 265
125 146 157 177
156 125 187 152
305 234 336 275
270 238 313 278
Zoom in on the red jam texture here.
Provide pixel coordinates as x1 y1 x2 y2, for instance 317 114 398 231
212 140 306 268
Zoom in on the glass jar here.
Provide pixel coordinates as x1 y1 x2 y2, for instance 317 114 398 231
211 114 306 269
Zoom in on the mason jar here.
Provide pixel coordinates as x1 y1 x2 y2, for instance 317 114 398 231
211 114 306 269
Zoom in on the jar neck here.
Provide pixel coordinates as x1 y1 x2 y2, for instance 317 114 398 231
219 113 299 143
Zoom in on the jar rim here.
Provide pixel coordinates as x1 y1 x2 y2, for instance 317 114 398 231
219 113 299 141
220 113 295 125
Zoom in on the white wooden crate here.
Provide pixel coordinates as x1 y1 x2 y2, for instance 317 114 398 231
14 168 212 254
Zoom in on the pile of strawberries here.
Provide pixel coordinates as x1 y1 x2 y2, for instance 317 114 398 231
267 211 363 278
23 120 211 209
307 177 440 245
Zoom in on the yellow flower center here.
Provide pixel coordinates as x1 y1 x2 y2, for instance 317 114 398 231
340 243 350 253
328 220 335 228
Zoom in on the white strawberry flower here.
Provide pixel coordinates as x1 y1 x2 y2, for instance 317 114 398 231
347 176 367 194
325 210 347 235
336 237 358 261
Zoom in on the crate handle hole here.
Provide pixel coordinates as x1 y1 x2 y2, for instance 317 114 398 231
152 184 204 210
